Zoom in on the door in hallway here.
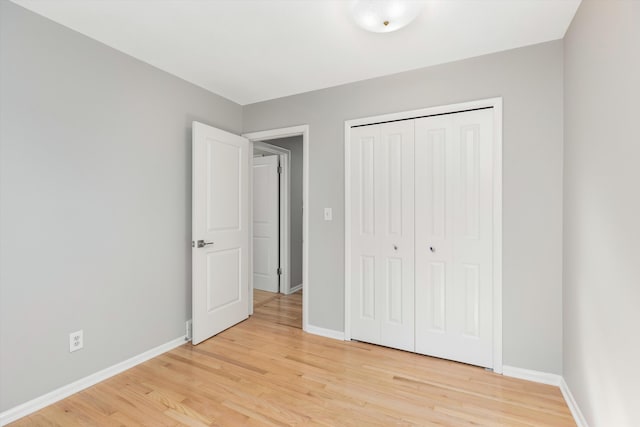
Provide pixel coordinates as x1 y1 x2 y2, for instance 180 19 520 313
252 155 280 293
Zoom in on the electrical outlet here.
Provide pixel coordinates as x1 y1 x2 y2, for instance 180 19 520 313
69 330 83 352
185 320 193 341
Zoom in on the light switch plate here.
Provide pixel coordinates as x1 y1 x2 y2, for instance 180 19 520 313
324 208 333 221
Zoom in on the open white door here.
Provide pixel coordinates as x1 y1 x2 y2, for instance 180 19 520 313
252 155 280 293
192 121 249 345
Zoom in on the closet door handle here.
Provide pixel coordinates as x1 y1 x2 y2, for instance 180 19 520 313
429 246 436 253
393 245 398 251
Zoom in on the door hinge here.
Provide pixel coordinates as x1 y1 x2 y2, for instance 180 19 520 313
277 267 282 275
277 165 282 174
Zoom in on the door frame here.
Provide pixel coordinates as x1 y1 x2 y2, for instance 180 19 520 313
253 141 292 295
343 98 503 373
243 125 310 332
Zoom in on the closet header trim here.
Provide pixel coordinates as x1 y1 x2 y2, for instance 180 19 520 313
350 106 493 128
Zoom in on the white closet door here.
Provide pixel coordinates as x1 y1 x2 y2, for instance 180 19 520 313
349 125 380 345
415 109 494 368
350 121 415 351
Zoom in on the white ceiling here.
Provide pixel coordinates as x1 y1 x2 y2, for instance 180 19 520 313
13 0 581 105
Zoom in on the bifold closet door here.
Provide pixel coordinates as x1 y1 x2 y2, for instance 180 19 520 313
350 121 415 351
414 109 494 368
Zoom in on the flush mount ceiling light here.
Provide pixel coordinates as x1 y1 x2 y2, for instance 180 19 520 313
350 0 425 33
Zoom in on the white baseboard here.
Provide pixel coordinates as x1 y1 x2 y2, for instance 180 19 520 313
287 283 303 294
502 365 562 386
560 378 589 427
0 335 188 426
502 366 588 427
304 324 345 341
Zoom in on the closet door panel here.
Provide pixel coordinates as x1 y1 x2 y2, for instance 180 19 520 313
415 109 494 368
350 126 381 344
378 121 414 352
415 116 455 355
349 121 414 350
450 109 494 367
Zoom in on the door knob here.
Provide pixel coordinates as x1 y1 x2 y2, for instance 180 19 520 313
393 245 398 251
429 246 435 253
197 240 214 248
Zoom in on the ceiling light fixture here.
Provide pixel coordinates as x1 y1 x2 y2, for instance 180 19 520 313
350 0 425 33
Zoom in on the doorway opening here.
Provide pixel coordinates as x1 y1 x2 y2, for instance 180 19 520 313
251 138 303 328
244 126 309 332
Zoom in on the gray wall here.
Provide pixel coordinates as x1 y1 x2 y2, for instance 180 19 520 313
563 1 640 425
264 136 303 289
244 41 565 374
0 2 242 411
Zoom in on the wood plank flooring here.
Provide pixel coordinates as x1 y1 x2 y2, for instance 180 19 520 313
252 290 302 329
10 290 575 426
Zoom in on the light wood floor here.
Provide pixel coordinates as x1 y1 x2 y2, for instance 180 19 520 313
10 290 574 426
252 289 302 329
